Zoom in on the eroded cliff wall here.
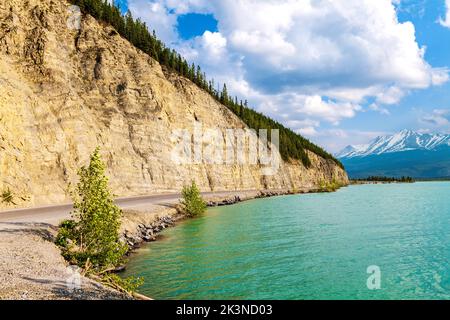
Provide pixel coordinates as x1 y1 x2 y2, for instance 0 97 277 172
0 0 348 209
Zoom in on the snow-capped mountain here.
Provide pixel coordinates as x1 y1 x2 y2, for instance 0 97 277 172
337 130 450 159
337 130 450 178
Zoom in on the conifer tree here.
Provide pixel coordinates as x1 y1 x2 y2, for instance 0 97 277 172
221 84 228 104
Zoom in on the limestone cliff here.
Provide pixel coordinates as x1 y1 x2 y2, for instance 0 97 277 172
0 0 348 209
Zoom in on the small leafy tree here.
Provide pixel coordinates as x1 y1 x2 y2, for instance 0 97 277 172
181 181 206 217
57 148 127 268
72 147 127 268
56 147 142 295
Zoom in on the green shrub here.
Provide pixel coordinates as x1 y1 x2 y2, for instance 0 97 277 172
55 219 77 248
318 179 344 193
56 147 142 294
101 273 145 294
64 147 127 269
181 181 207 217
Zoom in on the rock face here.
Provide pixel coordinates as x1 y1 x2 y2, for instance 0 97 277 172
0 0 348 209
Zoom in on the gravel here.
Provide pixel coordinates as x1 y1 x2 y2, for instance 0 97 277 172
0 222 129 300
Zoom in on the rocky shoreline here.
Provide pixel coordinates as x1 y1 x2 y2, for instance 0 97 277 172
123 214 180 249
116 188 327 299
120 188 317 253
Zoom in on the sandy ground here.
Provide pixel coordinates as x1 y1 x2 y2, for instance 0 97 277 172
0 222 129 300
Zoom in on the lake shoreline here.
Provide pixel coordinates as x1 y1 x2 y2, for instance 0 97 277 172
350 180 415 185
0 186 343 300
118 187 336 298
121 181 450 300
121 188 320 253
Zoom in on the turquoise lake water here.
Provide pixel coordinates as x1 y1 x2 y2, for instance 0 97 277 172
122 182 450 299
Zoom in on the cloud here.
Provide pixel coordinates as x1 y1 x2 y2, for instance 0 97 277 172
296 126 319 137
209 0 447 95
251 92 362 128
301 128 389 153
421 109 450 126
127 0 449 150
285 119 320 137
291 95 361 125
375 86 405 105
181 31 228 66
439 0 450 28
369 103 391 115
128 0 179 43
130 0 447 99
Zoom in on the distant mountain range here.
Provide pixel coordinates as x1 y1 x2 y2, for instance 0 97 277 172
337 130 450 178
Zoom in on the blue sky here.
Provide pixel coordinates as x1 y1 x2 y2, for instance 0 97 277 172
113 0 129 13
177 13 218 40
119 0 450 152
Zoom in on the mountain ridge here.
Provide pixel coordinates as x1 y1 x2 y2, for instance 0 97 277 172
337 130 450 159
337 130 450 178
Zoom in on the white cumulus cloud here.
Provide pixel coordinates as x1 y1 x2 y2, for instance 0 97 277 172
127 0 449 150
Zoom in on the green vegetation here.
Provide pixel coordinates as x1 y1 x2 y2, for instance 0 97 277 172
416 177 450 181
355 176 415 183
68 0 343 169
180 181 207 217
56 147 142 295
100 273 144 293
318 179 345 192
1 188 16 206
